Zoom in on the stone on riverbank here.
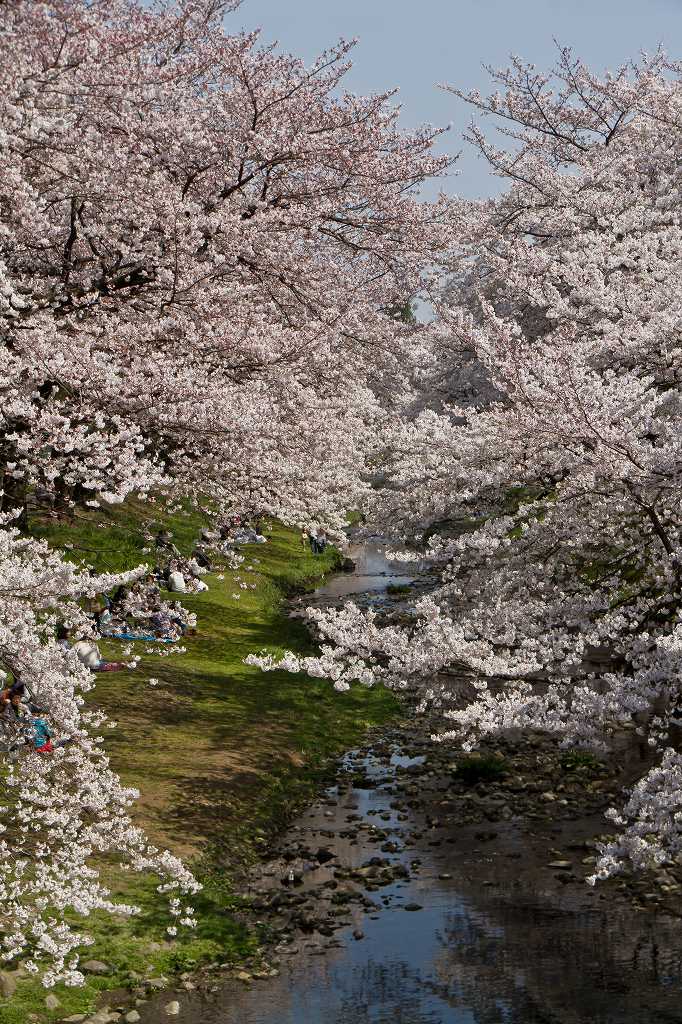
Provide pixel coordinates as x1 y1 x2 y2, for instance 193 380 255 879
81 960 111 976
0 971 18 999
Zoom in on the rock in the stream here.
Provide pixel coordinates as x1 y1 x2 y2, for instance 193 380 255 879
85 1010 115 1024
164 1000 180 1015
404 903 423 912
145 977 169 990
381 841 401 853
124 1013 141 1024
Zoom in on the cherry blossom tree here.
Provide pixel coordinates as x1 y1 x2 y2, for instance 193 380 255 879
253 50 682 881
0 0 453 984
1 0 451 528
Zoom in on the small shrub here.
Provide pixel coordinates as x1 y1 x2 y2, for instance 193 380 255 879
165 950 199 973
386 583 412 596
453 754 508 785
560 750 600 772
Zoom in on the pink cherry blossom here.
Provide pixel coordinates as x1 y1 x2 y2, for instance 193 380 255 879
255 49 682 882
0 0 451 983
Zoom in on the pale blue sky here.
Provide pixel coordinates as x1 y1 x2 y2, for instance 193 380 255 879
231 0 682 199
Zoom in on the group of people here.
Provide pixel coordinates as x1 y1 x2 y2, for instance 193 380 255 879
92 577 196 642
200 518 269 552
302 528 328 555
0 676 72 755
1 512 324 761
153 530 211 595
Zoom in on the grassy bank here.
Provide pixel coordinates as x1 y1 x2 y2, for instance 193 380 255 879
1 502 398 1024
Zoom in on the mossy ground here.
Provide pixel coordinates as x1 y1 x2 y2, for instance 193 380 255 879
1 501 398 1023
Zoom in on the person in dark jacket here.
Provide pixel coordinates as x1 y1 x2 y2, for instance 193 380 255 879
0 680 25 718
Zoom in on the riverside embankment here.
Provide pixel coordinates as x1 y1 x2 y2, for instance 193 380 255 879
0 510 399 1024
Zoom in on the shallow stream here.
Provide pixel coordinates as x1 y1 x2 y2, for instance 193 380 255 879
138 539 682 1024
310 537 419 599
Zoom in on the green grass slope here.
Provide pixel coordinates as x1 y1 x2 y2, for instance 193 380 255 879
1 502 398 1024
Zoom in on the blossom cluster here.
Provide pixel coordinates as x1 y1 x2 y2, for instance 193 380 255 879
0 519 200 985
1 0 451 529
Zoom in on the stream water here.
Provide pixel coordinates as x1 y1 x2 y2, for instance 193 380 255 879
310 537 419 599
138 539 682 1024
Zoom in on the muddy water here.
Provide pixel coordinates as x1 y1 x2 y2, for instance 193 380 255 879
137 543 682 1024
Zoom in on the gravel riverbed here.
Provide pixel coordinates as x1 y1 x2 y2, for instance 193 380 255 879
127 718 682 1024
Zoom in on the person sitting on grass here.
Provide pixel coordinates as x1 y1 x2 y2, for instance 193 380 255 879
167 562 187 593
232 525 267 545
167 559 209 593
56 624 71 652
187 555 207 579
94 605 118 636
0 679 26 718
149 604 179 640
152 564 167 587
26 713 73 754
109 584 131 615
142 574 162 604
191 544 212 570
71 635 130 672
114 577 159 625
169 601 196 636
155 528 181 557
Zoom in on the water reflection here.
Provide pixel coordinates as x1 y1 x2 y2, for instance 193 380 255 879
311 539 419 600
435 898 682 1024
137 542 682 1024
139 750 682 1024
